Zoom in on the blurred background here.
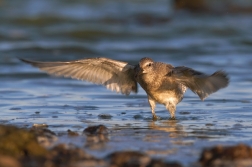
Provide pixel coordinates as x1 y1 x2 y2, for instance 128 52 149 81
1 0 252 63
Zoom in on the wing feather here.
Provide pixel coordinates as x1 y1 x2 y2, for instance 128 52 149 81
20 57 138 95
168 66 229 100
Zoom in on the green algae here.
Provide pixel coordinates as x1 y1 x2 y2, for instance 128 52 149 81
0 125 47 158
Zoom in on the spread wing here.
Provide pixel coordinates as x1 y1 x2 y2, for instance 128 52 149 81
167 66 229 100
20 57 138 95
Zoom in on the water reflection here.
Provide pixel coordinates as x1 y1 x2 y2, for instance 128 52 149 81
149 120 187 139
83 125 109 150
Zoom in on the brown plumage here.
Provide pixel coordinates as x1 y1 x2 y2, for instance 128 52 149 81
20 57 229 120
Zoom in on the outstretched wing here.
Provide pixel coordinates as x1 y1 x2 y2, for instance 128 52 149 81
20 57 138 95
168 66 229 100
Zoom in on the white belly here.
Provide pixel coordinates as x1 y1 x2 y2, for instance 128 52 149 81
149 91 181 105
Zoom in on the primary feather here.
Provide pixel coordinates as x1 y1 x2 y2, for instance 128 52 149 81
20 58 138 95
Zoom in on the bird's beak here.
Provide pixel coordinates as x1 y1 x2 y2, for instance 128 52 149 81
134 65 145 78
141 69 147 74
135 65 145 74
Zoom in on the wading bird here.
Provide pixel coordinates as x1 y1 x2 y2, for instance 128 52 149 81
20 57 229 120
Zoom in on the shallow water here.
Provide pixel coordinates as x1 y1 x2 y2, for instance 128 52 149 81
1 0 252 166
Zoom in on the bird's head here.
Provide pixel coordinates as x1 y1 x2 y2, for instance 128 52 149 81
136 57 154 75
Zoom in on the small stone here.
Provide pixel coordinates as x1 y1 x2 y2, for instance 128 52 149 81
147 159 183 167
107 150 183 167
30 127 57 148
133 114 143 119
107 151 151 167
67 129 79 137
179 111 190 115
83 125 108 135
98 114 112 119
199 144 252 167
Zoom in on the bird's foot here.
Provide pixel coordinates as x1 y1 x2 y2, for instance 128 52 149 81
169 117 176 120
152 114 158 121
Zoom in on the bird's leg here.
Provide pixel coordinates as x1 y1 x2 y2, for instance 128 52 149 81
148 96 157 120
166 102 176 119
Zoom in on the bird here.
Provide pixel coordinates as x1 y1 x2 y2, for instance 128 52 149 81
20 57 229 120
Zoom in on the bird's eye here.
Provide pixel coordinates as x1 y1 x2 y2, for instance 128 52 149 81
148 63 152 67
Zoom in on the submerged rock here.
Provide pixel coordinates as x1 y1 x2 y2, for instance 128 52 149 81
98 114 113 119
133 114 143 119
83 125 109 149
107 151 183 167
30 126 58 148
147 159 183 167
108 151 151 167
174 0 207 12
174 0 252 14
199 144 252 167
83 125 108 135
47 144 107 167
67 129 79 137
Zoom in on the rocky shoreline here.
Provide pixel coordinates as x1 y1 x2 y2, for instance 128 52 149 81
0 124 252 167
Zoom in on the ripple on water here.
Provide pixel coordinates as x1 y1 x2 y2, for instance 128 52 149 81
98 114 113 120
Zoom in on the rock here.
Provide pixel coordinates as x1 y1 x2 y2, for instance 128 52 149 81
108 151 151 167
30 126 58 148
0 125 47 158
83 125 108 135
107 151 183 167
98 114 113 119
46 144 108 167
174 0 207 12
0 124 185 167
174 0 252 14
67 129 79 137
147 159 183 167
0 125 107 167
48 144 95 164
83 125 109 149
0 125 48 167
199 144 252 167
133 114 143 119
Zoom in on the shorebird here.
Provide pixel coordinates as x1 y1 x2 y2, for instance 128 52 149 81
20 57 229 120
